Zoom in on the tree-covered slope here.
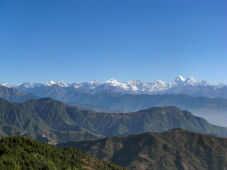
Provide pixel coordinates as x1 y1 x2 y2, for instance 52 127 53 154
0 136 125 170
59 129 227 170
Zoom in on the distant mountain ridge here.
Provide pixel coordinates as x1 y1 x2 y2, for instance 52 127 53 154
59 129 227 170
2 75 227 98
7 84 227 126
1 79 227 126
0 85 38 102
0 98 227 144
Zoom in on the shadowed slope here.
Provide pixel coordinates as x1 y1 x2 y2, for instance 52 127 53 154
59 129 227 170
0 98 227 143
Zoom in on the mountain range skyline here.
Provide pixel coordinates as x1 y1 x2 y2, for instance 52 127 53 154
2 76 227 127
0 75 223 87
1 1 227 85
1 0 227 169
2 75 227 98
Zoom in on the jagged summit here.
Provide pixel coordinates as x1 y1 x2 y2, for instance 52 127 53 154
175 75 186 82
90 80 100 84
45 81 69 87
0 76 205 89
2 76 225 97
106 78 120 85
185 77 197 85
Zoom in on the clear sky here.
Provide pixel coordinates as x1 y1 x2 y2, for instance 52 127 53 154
0 0 227 84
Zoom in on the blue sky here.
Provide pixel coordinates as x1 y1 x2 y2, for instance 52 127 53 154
0 0 227 84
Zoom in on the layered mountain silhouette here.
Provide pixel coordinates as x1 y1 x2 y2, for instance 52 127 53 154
1 78 227 126
0 97 227 144
8 83 227 126
59 129 227 170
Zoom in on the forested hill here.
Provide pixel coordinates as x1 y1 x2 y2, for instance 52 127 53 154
0 136 125 170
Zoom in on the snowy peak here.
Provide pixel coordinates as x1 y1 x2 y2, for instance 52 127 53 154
7 75 221 95
55 81 69 87
185 77 197 85
45 81 69 87
126 80 143 85
106 78 120 85
0 82 11 88
153 80 166 85
90 80 100 85
174 75 186 82
45 81 56 86
17 82 34 88
170 75 196 87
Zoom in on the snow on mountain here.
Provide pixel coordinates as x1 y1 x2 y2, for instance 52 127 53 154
9 76 227 97
0 82 11 88
55 81 69 87
13 76 207 92
169 75 186 87
105 78 129 90
16 82 34 88
45 81 69 87
185 77 197 85
126 80 143 91
150 80 168 92
175 75 186 82
45 81 57 86
90 80 100 85
106 78 120 85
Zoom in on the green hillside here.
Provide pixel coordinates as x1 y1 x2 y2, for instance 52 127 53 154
0 136 125 170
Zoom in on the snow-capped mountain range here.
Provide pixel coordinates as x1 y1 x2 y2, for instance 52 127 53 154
1 75 226 97
1 75 227 127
